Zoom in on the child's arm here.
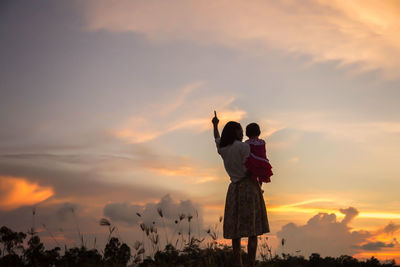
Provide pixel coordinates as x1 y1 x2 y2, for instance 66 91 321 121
212 111 220 139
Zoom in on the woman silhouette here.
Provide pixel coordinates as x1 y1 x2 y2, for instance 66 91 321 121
212 111 269 267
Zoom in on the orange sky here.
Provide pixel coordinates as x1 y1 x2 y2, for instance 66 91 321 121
0 176 53 210
1 0 400 263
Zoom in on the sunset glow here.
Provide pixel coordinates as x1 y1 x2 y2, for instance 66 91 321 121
0 176 53 210
2 0 400 263
269 203 400 220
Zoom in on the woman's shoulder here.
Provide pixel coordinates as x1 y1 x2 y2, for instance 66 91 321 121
234 140 249 146
233 140 250 153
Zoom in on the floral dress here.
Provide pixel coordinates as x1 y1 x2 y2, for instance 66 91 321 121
215 138 270 239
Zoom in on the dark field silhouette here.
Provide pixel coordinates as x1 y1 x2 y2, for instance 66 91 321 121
1 212 398 267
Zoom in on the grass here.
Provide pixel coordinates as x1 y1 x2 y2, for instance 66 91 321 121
0 207 398 266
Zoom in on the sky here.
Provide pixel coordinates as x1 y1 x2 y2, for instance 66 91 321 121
1 0 400 262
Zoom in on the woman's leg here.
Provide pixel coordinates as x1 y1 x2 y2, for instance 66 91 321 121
247 236 258 267
232 238 242 266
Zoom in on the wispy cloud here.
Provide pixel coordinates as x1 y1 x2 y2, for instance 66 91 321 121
358 241 396 251
114 82 246 143
81 0 400 78
263 111 400 144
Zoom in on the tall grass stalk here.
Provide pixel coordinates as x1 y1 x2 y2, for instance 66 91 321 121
177 214 185 250
187 214 193 245
42 223 60 247
99 218 115 242
195 210 201 239
70 207 84 247
157 207 169 245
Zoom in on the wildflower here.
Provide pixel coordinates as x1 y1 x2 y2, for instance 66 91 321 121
211 233 217 240
99 218 111 226
134 241 141 250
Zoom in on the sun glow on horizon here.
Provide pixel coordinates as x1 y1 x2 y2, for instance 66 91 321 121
268 199 400 220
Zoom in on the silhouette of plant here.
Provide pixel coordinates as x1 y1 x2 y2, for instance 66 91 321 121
104 237 131 266
24 235 46 266
0 226 26 256
100 218 117 242
61 246 102 266
157 207 170 245
1 211 400 267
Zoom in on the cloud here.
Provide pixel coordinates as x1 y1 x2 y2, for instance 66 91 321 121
0 194 210 251
270 200 400 221
340 207 359 225
277 207 371 257
56 202 78 221
358 241 396 251
383 222 400 235
5 200 151 250
287 157 299 164
0 157 187 209
114 82 246 143
104 202 143 226
0 125 224 205
0 200 78 230
103 194 205 247
104 194 203 229
81 0 400 78
264 111 400 145
0 194 208 250
0 176 53 210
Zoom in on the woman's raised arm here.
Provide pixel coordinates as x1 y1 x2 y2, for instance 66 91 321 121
212 110 220 139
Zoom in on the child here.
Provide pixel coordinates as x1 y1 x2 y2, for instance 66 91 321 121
244 123 273 186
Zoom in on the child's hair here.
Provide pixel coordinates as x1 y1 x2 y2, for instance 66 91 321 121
246 123 261 138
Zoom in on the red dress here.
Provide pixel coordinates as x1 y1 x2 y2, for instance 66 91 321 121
245 138 273 183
